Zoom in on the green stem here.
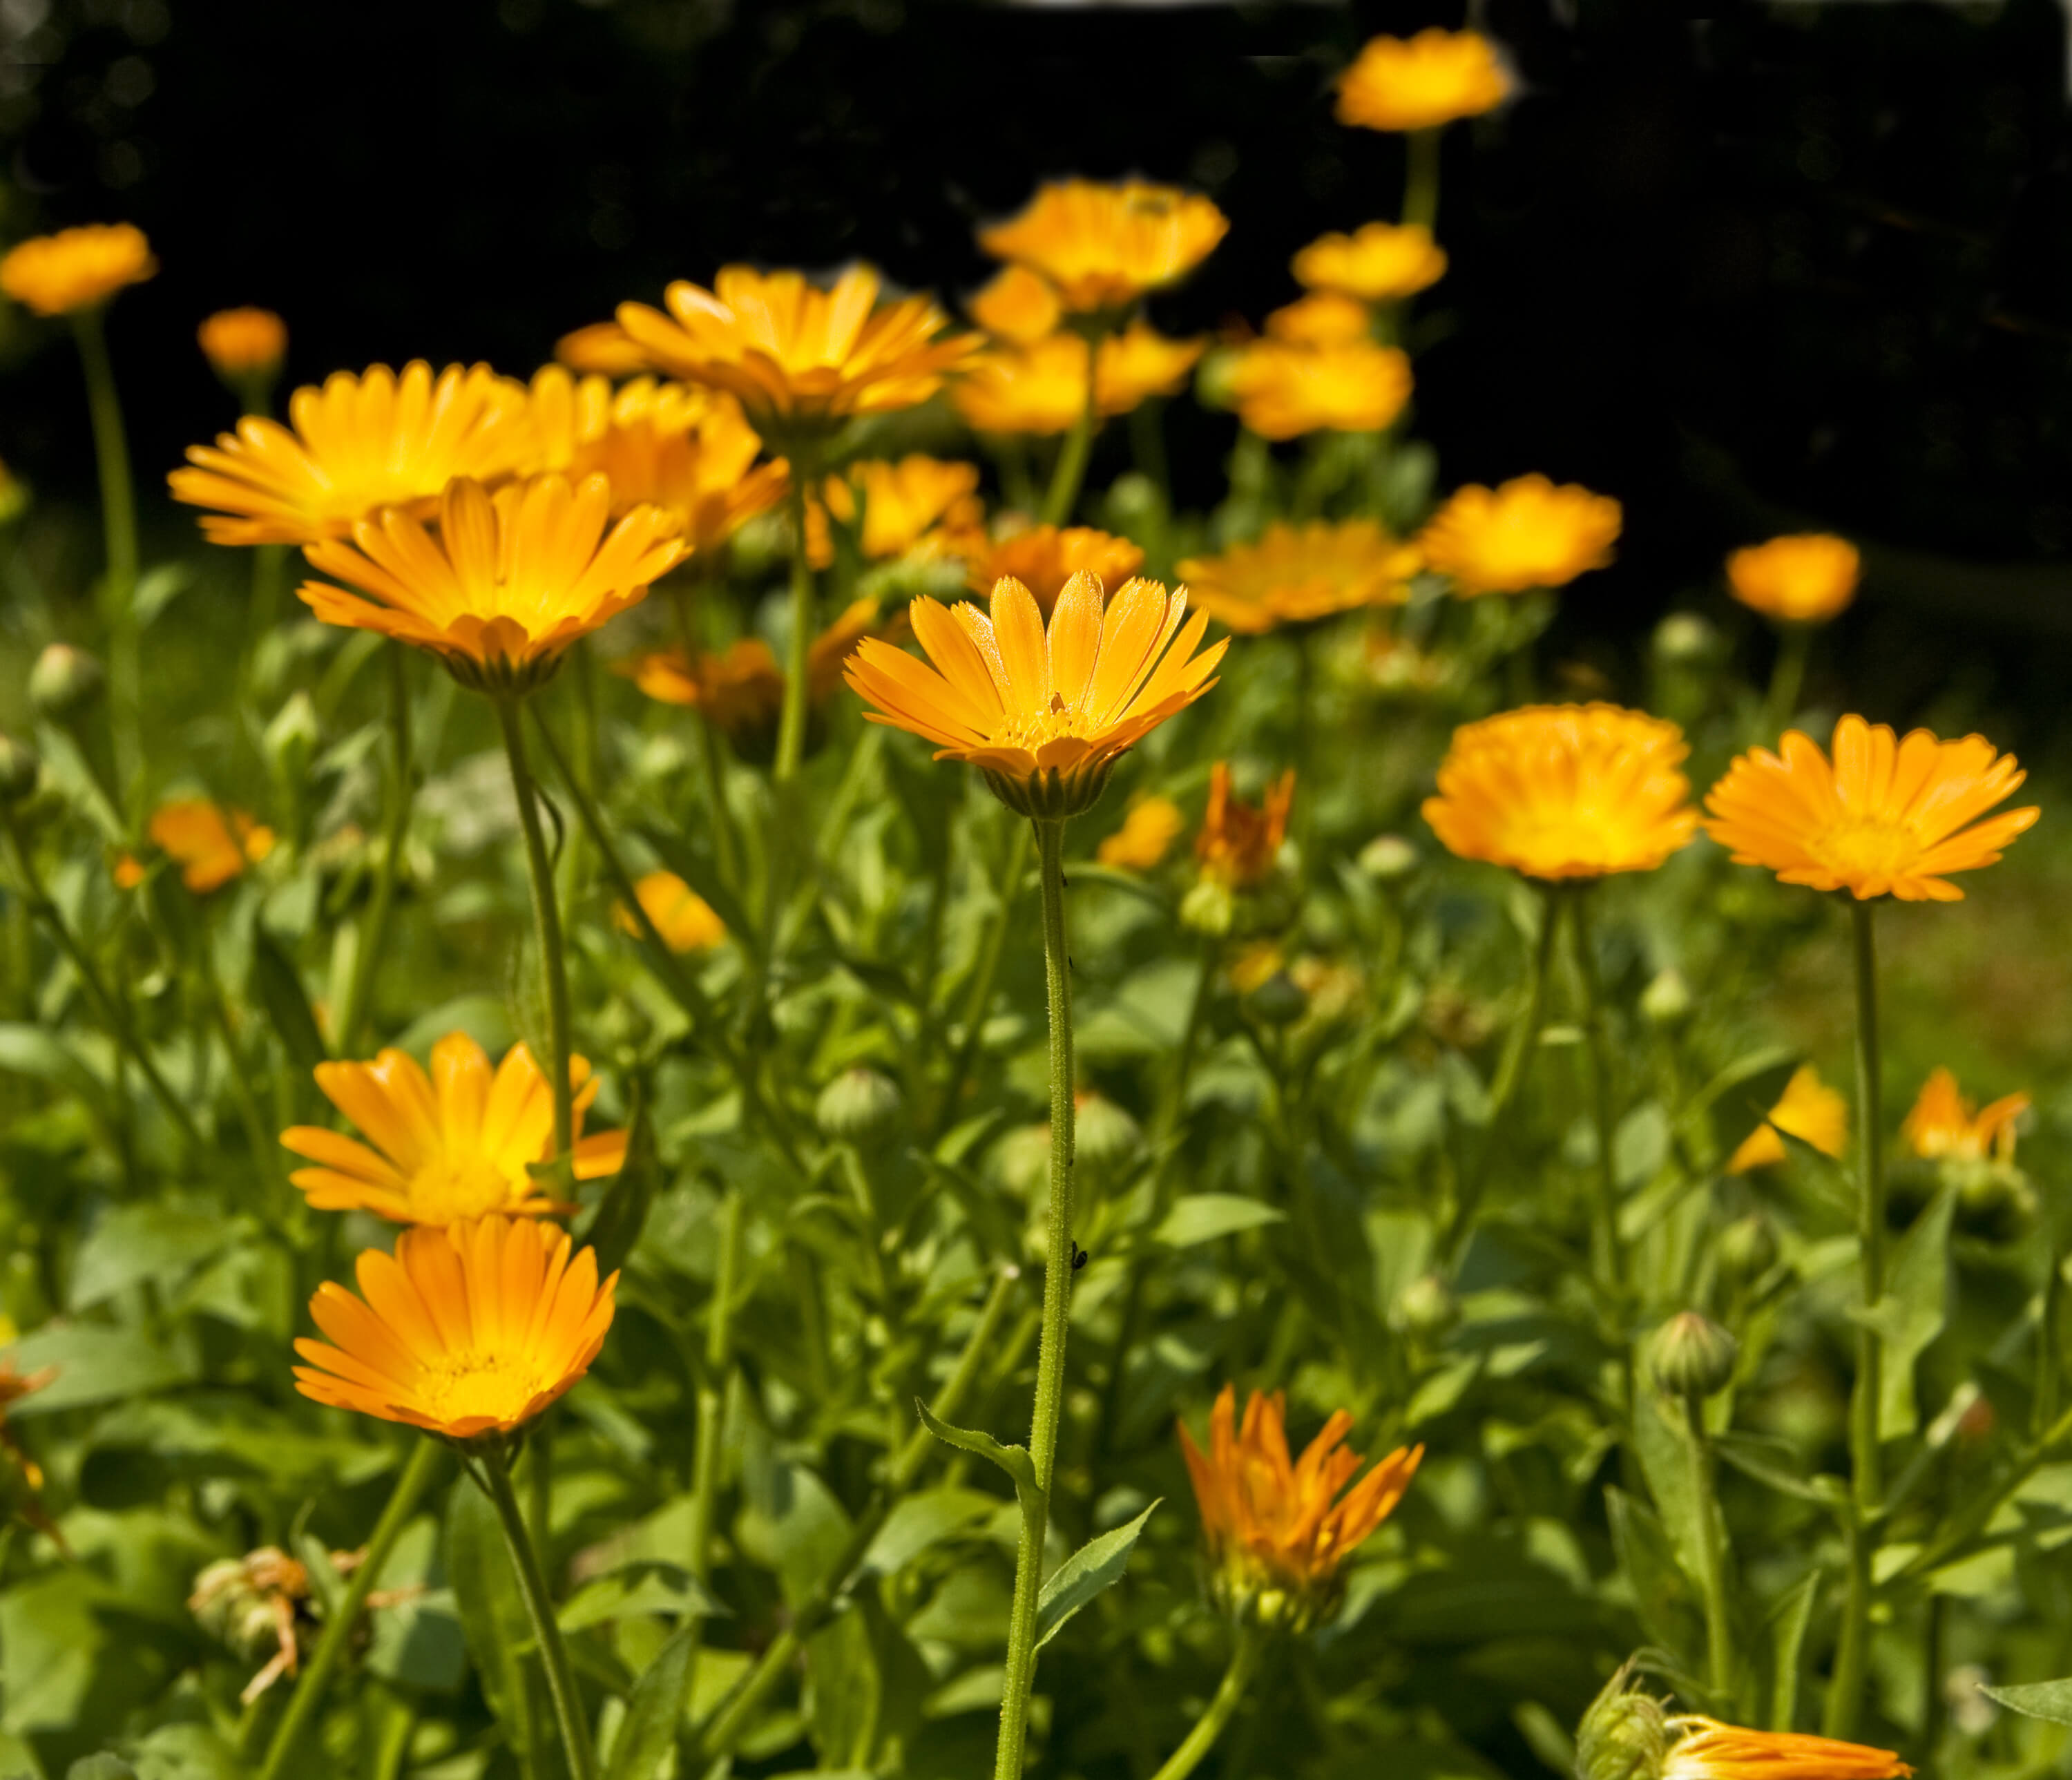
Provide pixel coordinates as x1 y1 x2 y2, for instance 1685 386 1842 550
205 948 280 1207
338 643 414 1055
1042 327 1107 526
1147 1627 1268 1780
479 1446 596 1780
495 698 573 1157
1571 886 1624 1294
1683 1395 1736 1705
992 816 1078 1780
1763 624 1812 740
934 819 1033 1138
776 466 818 785
251 1439 442 1780
687 1187 744 1591
1403 128 1441 232
71 308 140 801
1825 1512 1870 1739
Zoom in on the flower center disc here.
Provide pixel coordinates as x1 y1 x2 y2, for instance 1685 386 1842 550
415 1350 546 1427
409 1154 520 1223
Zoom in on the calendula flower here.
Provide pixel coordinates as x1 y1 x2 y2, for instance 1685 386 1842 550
846 573 1226 819
1423 705 1698 879
955 325 1206 434
171 362 537 546
1197 762 1294 888
294 1216 617 1439
191 1545 403 1705
1418 475 1622 596
1097 795 1184 872
282 1031 625 1225
809 454 983 567
555 320 650 377
149 799 276 894
1662 1721 1910 1780
1703 716 2038 902
300 473 684 695
613 264 977 439
1292 222 1448 302
198 307 287 381
970 265 1063 345
964 525 1146 615
1727 1064 1848 1174
0 222 156 316
1265 292 1374 347
1727 534 1861 624
617 870 726 953
978 178 1229 314
1180 520 1419 634
1901 1067 2028 1164
1179 1384 1422 1630
1336 29 1509 133
1227 339 1412 440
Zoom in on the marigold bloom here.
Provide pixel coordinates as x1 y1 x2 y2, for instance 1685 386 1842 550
809 455 983 567
617 870 726 954
955 325 1205 434
978 179 1229 314
1703 716 2037 903
964 524 1145 615
171 362 536 546
613 264 977 439
1423 705 1697 879
149 799 275 894
0 223 156 316
281 1031 624 1225
1662 1719 1910 1780
1727 1064 1848 1174
1227 340 1412 440
1901 1067 2027 1164
1336 30 1509 133
1180 520 1419 634
1727 534 1861 625
294 1216 617 1438
1418 475 1622 596
555 320 650 377
1197 763 1295 888
300 473 683 695
970 265 1062 345
1097 795 1184 872
847 573 1226 819
198 307 287 381
1265 292 1374 347
1292 222 1448 302
1179 1384 1421 1629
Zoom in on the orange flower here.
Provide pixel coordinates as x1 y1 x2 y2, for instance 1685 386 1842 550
1901 1067 2028 1165
1227 340 1412 440
555 320 651 377
280 1031 624 1225
1292 223 1448 302
1703 716 2038 902
1727 534 1861 625
1661 1719 1910 1780
1196 763 1294 888
809 455 983 567
0 223 155 316
1418 475 1622 595
846 573 1226 819
1097 795 1184 872
1336 30 1509 133
1179 1384 1421 1629
149 799 275 894
1265 292 1374 347
954 325 1205 434
969 265 1063 345
294 1216 616 1439
963 525 1146 615
1423 705 1697 879
617 870 726 954
978 179 1229 313
1727 1064 1848 1174
198 308 287 381
1180 520 1419 634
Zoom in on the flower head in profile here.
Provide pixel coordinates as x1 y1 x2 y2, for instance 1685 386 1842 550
0 223 156 316
846 573 1226 820
1197 763 1294 888
969 265 1063 345
300 473 684 695
171 362 536 546
809 455 983 567
1702 716 2038 902
617 870 726 954
1423 705 1698 880
1097 795 1184 872
1227 339 1412 440
1293 222 1448 302
294 1216 617 1439
1727 534 1861 625
954 325 1205 434
1180 520 1420 634
149 799 275 894
1418 475 1622 596
281 1031 624 1225
1265 292 1374 347
198 307 287 383
555 320 650 377
963 525 1146 615
1901 1067 2027 1165
1336 29 1509 133
1727 1064 1848 1174
1575 1665 1910 1780
1179 1384 1421 1631
978 179 1229 314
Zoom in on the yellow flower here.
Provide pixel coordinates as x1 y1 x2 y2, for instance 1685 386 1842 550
969 265 1062 345
149 799 275 894
294 1216 617 1439
198 308 287 381
961 524 1146 615
1418 474 1622 595
1179 1384 1421 1630
1197 763 1294 888
1180 519 1419 634
809 454 984 568
170 362 536 546
1097 795 1184 872
613 264 977 439
617 870 726 954
0 223 156 316
1727 534 1861 625
977 178 1229 314
846 573 1226 819
1660 1720 1910 1780
1292 222 1448 301
1264 292 1374 347
1227 340 1412 440
954 325 1205 434
1727 1064 1848 1174
1423 705 1698 879
280 1031 625 1225
1901 1067 2027 1165
300 473 684 695
555 320 650 377
1702 716 2038 902
1336 30 1509 133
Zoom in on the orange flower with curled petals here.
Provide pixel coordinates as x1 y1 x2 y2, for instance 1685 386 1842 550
280 1031 624 1225
970 265 1062 345
149 799 275 894
1727 1064 1847 1174
1097 796 1184 872
1197 763 1294 888
1419 475 1622 596
1662 1719 1911 1780
1703 716 2038 902
1727 534 1861 625
617 871 725 954
1901 1067 2027 1165
846 573 1227 820
1293 222 1448 302
1180 519 1419 635
978 179 1228 314
293 1216 616 1439
198 308 287 381
1179 1384 1421 1629
808 455 983 568
555 320 650 377
963 525 1145 615
1227 339 1412 440
1 223 155 316
1336 30 1509 133
1265 293 1373 348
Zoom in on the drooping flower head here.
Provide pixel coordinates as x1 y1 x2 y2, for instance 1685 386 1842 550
148 799 276 894
1423 705 1698 880
1226 339 1412 440
1292 222 1448 302
969 265 1064 345
1178 1384 1422 1630
281 1031 625 1225
198 308 287 384
617 870 727 955
1264 292 1374 347
1901 1067 2027 1165
1727 534 1861 625
1418 475 1622 596
170 362 536 546
1180 519 1420 634
954 325 1205 434
0 223 156 316
846 573 1226 820
300 473 684 695
1703 716 2038 902
1197 763 1295 888
1336 30 1510 133
809 455 983 567
963 525 1145 615
1097 795 1184 872
1727 1063 1848 1174
978 179 1229 314
293 1216 617 1439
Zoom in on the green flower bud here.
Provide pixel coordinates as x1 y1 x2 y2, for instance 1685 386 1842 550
1715 1213 1776 1285
0 734 40 804
1393 1271 1458 1336
263 691 321 787
815 1067 903 1144
1247 970 1308 1027
1193 345 1241 411
28 644 104 720
1640 968 1691 1027
1180 874 1234 936
1573 1663 1670 1780
1651 612 1719 667
1649 1310 1739 1400
1358 833 1419 883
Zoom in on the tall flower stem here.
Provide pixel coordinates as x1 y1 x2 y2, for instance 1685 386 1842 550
337 643 414 1055
992 815 1079 1780
1570 885 1624 1294
686 1187 743 1610
1402 128 1442 231
1147 1625 1268 1780
1682 1395 1736 1705
1042 325 1109 526
932 819 1033 1138
1763 623 1812 740
71 308 141 797
479 1445 597 1780
776 457 819 785
495 698 573 1157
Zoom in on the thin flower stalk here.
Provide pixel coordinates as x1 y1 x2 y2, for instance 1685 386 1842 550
682 1186 742 1699
932 819 1033 1139
1680 1393 1737 1707
1042 321 1109 526
335 642 414 1055
776 461 820 783
1571 886 1624 1294
1147 1625 1268 1780
493 700 575 1158
72 309 142 795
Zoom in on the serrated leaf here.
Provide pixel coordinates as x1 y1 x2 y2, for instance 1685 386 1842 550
1035 1500 1159 1649
914 1401 1037 1502
1982 1678 2072 1726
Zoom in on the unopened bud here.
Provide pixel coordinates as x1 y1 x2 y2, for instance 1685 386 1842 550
0 734 40 803
1358 834 1419 883
1639 968 1691 1027
816 1067 903 1144
1193 345 1240 411
1649 1310 1739 1399
28 644 104 720
1651 612 1719 667
1394 1271 1457 1336
1716 1214 1776 1285
1179 875 1234 936
1247 970 1307 1027
1574 1663 1670 1780
263 691 321 785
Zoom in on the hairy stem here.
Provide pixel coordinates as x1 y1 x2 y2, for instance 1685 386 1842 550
1147 1625 1268 1780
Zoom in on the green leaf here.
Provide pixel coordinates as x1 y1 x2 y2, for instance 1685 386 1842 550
390 995 513 1064
70 1204 226 1311
861 1488 1000 1578
0 1025 111 1118
1982 1678 2072 1726
1683 1046 1799 1165
1034 1500 1160 1650
1151 1195 1285 1249
6 1323 196 1414
577 1089 657 1279
1851 1188 1957 1440
1604 1484 1700 1666
445 1477 540 1762
132 564 195 631
1768 1567 1821 1731
914 1401 1038 1503
559 1560 721 1633
124 1723 240 1780
604 1622 698 1780
1626 1379 1706 1598
250 930 327 1073
65 1761 133 1780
